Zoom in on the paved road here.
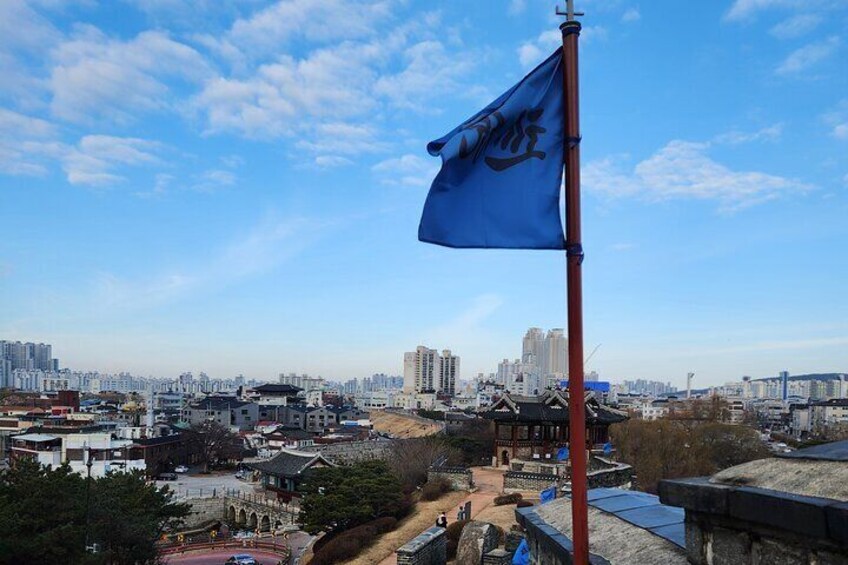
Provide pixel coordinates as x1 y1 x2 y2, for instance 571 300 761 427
162 531 311 565
155 470 256 498
163 549 285 564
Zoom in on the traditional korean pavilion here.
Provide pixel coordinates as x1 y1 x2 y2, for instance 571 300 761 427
482 390 628 466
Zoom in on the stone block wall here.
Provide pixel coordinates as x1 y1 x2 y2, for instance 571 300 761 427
503 471 559 493
183 497 226 529
428 466 474 491
396 526 447 565
586 458 633 489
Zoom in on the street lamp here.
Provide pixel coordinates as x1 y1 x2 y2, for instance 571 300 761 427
83 443 94 553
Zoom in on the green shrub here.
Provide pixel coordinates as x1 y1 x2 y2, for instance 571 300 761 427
493 493 523 506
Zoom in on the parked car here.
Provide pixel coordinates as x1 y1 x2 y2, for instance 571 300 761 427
235 470 246 480
225 554 258 565
174 465 189 473
158 472 177 481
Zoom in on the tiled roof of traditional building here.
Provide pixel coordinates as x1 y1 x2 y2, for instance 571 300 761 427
483 390 628 424
245 448 332 478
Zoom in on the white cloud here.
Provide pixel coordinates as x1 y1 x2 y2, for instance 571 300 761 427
227 0 393 55
50 28 211 124
610 242 636 251
770 13 823 39
713 123 783 144
373 40 476 111
724 0 802 22
192 169 237 192
64 135 162 186
508 0 527 15
518 43 544 68
314 155 353 168
372 154 438 187
823 100 848 140
427 293 504 349
517 26 606 68
96 214 330 308
0 0 62 54
0 108 55 138
621 7 641 22
584 140 812 211
776 36 840 75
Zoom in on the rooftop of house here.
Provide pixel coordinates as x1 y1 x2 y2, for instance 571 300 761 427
187 397 253 411
811 398 848 407
250 383 303 395
516 488 688 565
11 433 60 443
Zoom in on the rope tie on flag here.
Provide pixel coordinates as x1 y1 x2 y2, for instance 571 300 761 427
566 135 582 148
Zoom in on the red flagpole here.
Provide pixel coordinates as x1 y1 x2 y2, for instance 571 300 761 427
560 2 589 563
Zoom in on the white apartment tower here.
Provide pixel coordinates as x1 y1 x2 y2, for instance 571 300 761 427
520 328 568 378
403 346 459 396
439 350 459 397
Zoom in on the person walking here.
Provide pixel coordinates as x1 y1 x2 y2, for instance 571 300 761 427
436 511 448 528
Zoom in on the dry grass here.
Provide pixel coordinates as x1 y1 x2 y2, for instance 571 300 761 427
369 410 442 439
339 490 468 565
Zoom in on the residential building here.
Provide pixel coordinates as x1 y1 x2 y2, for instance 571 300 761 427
810 398 848 432
182 397 259 431
246 383 302 405
438 349 459 397
403 346 439 393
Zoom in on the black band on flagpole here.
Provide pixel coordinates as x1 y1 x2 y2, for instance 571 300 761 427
565 243 584 264
560 21 582 36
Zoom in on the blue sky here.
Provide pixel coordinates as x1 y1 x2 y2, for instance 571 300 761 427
1 0 846 387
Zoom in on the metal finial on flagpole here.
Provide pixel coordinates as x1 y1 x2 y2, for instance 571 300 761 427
556 0 584 21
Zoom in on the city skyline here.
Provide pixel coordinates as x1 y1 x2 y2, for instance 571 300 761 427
1 1 847 387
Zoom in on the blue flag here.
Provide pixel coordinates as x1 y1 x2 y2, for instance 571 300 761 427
419 49 565 249
557 446 569 461
540 485 557 504
512 539 531 565
603 442 613 455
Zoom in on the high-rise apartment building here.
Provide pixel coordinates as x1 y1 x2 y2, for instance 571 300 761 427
403 346 459 395
0 341 58 375
520 328 568 379
439 350 459 397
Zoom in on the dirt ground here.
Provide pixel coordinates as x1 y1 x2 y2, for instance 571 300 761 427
369 410 443 438
340 490 468 565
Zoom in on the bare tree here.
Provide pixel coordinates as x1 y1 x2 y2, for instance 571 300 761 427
387 438 459 491
187 420 244 473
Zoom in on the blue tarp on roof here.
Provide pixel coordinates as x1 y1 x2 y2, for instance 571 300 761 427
586 489 685 548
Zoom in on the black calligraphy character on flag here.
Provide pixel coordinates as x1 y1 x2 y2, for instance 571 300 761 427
485 107 547 172
458 111 505 163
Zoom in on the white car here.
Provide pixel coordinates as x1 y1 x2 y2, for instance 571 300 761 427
174 465 189 473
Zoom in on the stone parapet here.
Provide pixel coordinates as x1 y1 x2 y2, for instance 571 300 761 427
503 471 559 493
659 476 848 564
428 465 474 491
396 526 447 565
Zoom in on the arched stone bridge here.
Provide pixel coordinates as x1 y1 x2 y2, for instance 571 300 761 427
183 490 297 533
224 490 298 532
